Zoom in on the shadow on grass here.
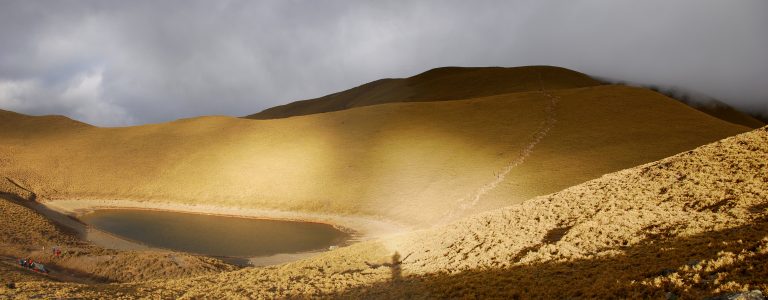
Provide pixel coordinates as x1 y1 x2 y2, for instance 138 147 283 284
325 218 768 299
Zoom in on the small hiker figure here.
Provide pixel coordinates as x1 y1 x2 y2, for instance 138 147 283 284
19 258 34 269
56 248 61 257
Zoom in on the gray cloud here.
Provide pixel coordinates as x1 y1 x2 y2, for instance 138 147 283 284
0 0 766 126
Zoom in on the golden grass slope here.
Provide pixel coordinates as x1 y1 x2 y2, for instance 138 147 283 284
0 108 92 138
356 126 768 299
0 85 751 228
249 66 763 131
0 194 236 284
247 66 602 119
6 126 766 299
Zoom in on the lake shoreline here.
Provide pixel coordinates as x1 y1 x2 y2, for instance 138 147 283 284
37 199 409 266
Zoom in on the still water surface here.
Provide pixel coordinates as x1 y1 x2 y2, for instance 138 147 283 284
80 209 349 257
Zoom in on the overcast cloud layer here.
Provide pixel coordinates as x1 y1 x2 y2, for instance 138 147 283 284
0 0 766 126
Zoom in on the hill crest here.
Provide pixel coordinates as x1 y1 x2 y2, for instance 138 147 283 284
246 65 601 119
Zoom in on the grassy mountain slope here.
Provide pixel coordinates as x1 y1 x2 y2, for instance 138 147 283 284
0 193 236 284
7 125 766 299
249 66 764 131
0 65 764 298
0 85 750 228
0 109 92 138
686 101 766 129
174 126 768 299
247 66 602 119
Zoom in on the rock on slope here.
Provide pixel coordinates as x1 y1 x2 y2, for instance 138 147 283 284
8 127 765 299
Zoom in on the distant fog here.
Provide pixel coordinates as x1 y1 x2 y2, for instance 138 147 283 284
0 0 765 126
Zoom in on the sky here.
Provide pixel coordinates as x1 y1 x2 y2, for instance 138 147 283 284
0 0 766 126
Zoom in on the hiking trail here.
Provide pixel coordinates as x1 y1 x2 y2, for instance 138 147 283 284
442 75 561 222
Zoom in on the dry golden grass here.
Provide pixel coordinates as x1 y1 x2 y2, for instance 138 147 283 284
0 66 763 298
3 125 765 299
0 84 750 229
247 66 602 119
0 194 236 285
249 65 763 131
685 101 766 129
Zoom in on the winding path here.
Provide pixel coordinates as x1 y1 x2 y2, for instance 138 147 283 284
442 75 561 221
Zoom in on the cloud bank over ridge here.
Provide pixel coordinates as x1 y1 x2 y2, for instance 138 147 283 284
0 0 765 126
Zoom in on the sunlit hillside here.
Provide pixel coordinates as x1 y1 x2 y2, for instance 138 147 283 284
247 66 764 131
0 80 750 229
6 121 766 299
0 0 764 297
0 66 764 298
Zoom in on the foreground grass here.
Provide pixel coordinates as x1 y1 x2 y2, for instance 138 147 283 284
2 127 765 299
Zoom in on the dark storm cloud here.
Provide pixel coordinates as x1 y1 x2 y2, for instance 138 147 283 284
0 0 765 126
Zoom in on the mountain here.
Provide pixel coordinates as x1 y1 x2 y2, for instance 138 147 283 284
247 66 764 131
155 126 767 299
0 109 91 138
10 123 767 298
1 65 764 298
684 100 765 128
0 85 750 228
246 66 602 119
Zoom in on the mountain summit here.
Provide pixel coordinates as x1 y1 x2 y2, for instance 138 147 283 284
247 66 601 119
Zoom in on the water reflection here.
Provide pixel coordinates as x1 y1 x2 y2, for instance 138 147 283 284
80 209 349 258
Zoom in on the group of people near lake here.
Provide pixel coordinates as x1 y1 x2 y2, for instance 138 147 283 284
15 246 62 275
17 257 48 274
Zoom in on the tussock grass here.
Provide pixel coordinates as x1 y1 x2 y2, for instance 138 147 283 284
4 127 765 298
0 85 749 228
0 195 236 284
0 66 762 298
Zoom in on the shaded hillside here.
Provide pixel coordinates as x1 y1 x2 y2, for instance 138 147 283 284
8 126 766 298
684 100 765 129
634 85 766 129
0 109 92 139
251 67 764 131
0 85 750 228
247 66 601 119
